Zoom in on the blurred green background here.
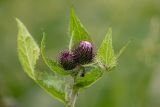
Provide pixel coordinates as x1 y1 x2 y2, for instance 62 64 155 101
0 0 160 107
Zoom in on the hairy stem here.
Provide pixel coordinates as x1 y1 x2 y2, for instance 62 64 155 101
66 71 80 107
66 87 78 107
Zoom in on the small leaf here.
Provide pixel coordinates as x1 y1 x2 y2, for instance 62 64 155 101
36 72 67 103
116 41 130 59
17 18 40 79
97 28 116 70
41 34 70 75
69 8 92 50
74 66 103 88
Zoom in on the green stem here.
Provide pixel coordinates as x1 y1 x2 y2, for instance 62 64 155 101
66 67 83 107
66 88 78 107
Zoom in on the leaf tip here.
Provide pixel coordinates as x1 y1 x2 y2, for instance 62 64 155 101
15 17 20 23
70 6 75 15
108 27 112 31
15 18 23 27
103 27 112 41
107 27 112 35
116 40 131 59
42 32 46 42
41 32 46 53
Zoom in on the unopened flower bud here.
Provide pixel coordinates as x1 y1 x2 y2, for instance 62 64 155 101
73 41 94 65
59 51 76 70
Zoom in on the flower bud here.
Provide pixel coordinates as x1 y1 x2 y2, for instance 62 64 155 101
59 51 76 70
73 41 94 65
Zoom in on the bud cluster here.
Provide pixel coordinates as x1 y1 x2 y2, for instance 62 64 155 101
59 41 95 70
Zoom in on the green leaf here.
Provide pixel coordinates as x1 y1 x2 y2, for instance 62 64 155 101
17 19 69 104
97 28 116 70
69 8 92 50
17 18 40 80
36 72 67 103
41 34 70 75
74 66 103 88
116 41 130 59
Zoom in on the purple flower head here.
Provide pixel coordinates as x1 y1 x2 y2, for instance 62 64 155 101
79 41 92 49
59 51 76 70
73 41 95 65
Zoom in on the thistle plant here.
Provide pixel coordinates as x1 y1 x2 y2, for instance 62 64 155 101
16 8 129 107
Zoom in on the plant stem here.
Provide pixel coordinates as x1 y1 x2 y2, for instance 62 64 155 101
66 67 83 107
66 72 79 107
66 87 79 107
